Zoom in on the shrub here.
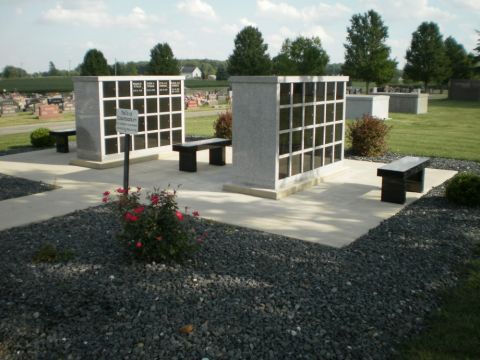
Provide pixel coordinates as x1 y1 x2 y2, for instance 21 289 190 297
103 187 206 263
347 115 391 156
213 111 232 139
445 172 480 206
32 242 73 263
30 127 55 147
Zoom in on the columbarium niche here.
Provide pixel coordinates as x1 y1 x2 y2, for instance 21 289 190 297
226 76 348 199
73 76 184 166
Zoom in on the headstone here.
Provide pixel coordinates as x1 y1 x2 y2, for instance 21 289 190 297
217 95 227 104
39 104 60 119
63 100 75 112
1 104 18 116
187 99 198 108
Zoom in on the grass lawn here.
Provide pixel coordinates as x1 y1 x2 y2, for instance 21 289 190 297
0 132 36 152
386 99 480 162
0 112 75 128
399 250 480 359
185 115 216 138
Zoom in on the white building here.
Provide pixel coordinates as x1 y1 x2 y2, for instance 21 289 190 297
181 66 202 79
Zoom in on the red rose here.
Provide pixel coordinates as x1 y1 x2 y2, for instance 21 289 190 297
102 197 109 203
124 213 139 222
175 211 184 221
192 210 200 217
103 191 110 196
150 195 159 205
135 241 143 248
133 206 145 214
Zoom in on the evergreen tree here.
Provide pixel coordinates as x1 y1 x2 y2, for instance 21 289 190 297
216 64 229 80
47 61 60 76
227 26 272 75
343 10 397 93
273 36 329 75
80 49 110 76
404 22 448 91
148 43 180 75
444 36 473 80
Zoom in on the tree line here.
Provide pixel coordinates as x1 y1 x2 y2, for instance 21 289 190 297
2 9 479 91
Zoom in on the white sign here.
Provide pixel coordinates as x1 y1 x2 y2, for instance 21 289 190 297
116 108 139 134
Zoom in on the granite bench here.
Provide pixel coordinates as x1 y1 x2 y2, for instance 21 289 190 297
172 138 231 172
377 156 430 204
49 129 76 153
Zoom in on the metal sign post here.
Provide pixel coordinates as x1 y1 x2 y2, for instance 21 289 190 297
116 108 139 194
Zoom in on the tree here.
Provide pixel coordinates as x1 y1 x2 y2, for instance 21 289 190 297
47 61 60 76
80 49 110 76
444 36 473 80
111 61 138 75
404 22 448 91
199 62 215 79
343 10 397 93
148 43 180 75
475 30 480 59
227 26 272 75
216 64 229 80
1 65 28 78
273 36 329 75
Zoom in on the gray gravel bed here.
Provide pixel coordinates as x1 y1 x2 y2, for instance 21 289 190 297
346 151 480 173
0 157 479 359
0 174 58 201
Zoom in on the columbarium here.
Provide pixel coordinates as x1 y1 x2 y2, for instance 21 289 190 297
225 76 349 199
72 76 184 167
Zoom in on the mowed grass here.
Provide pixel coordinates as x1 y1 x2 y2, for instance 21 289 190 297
185 115 216 138
387 99 480 162
399 254 480 360
0 132 35 152
0 112 75 128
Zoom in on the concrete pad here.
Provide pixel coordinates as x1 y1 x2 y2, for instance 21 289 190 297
0 146 457 247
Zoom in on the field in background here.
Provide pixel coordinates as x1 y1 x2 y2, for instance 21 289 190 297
0 77 229 93
0 99 478 162
0 112 75 127
386 99 480 161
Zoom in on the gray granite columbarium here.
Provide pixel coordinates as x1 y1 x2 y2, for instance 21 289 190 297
224 76 348 199
375 92 428 114
71 76 185 168
346 94 390 120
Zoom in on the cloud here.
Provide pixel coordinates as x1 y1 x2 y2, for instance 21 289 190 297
300 25 334 44
222 24 240 35
267 26 295 54
201 26 215 33
450 0 480 12
177 0 217 20
256 0 351 22
16 7 23 15
240 17 257 27
40 3 160 28
360 0 454 21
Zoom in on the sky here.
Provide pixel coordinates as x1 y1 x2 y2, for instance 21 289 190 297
0 0 478 73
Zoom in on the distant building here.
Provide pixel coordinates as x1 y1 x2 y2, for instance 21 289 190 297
181 66 202 79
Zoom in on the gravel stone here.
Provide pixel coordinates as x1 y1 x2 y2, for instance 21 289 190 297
0 156 479 359
0 173 57 201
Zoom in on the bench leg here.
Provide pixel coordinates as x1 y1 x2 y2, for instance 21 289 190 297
55 135 69 153
209 147 226 166
406 169 425 193
381 176 406 204
179 151 197 172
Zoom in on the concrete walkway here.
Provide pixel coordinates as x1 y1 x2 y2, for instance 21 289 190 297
0 146 456 248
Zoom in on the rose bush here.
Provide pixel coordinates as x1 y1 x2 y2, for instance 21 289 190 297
103 186 206 263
